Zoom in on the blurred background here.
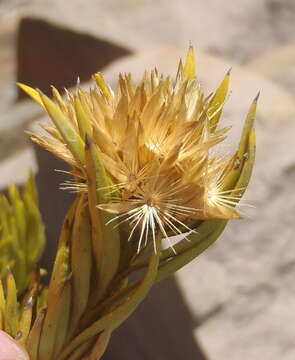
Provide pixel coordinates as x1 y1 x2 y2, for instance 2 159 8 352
0 1 295 359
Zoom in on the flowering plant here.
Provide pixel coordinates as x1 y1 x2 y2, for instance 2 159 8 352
0 48 256 359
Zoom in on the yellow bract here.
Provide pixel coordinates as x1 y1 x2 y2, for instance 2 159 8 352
184 45 197 80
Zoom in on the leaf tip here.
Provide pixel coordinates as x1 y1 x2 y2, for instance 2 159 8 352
254 90 261 103
226 67 232 76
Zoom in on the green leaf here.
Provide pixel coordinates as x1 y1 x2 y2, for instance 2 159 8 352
68 195 92 338
85 137 121 304
222 94 258 191
58 237 160 360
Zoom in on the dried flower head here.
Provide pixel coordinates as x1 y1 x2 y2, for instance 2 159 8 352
20 47 256 252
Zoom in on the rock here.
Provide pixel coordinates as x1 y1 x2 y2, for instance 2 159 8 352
0 98 41 196
103 48 295 360
246 44 295 94
16 17 131 98
18 0 295 63
0 0 29 19
0 14 19 113
0 12 39 191
176 256 231 322
0 100 42 159
196 281 295 360
0 147 37 190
